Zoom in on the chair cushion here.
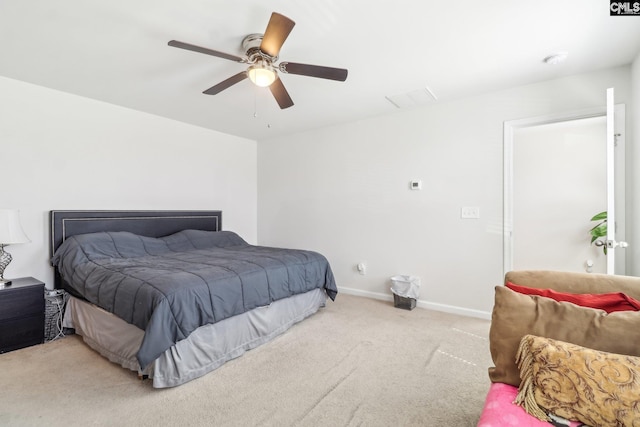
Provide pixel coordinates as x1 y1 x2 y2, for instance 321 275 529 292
489 286 640 386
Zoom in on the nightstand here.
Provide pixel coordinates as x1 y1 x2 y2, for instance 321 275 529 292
0 277 45 353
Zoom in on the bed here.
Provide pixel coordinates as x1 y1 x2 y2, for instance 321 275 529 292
50 210 338 388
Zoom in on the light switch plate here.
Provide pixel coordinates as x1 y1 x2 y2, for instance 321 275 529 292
461 207 480 219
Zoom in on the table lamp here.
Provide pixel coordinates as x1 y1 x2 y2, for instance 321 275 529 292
0 209 30 286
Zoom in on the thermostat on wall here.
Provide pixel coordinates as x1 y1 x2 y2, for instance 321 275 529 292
409 180 422 190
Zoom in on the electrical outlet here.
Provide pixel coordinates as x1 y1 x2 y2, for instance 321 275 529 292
460 207 480 219
356 262 366 275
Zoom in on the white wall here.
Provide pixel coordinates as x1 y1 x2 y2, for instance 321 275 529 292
0 76 257 289
258 66 633 317
631 52 640 277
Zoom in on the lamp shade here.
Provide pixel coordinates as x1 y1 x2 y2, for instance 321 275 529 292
0 209 30 244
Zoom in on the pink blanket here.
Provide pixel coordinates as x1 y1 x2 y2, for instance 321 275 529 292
477 383 586 427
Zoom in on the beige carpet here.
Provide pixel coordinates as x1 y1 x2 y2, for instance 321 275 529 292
0 294 492 427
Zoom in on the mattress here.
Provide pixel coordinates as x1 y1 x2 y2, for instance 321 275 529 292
63 288 327 388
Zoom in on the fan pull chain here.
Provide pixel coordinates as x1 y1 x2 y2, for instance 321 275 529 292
252 88 271 129
254 88 258 118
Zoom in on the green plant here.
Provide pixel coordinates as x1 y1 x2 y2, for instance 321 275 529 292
590 211 607 254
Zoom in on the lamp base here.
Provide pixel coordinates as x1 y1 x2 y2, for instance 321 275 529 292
0 244 13 287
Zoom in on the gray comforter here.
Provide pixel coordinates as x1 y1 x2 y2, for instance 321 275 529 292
51 230 337 368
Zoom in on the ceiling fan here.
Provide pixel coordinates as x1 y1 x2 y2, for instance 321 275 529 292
168 12 348 109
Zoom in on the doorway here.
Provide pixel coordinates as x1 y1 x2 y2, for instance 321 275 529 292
503 105 626 276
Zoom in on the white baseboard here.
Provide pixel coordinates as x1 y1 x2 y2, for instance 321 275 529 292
337 286 491 320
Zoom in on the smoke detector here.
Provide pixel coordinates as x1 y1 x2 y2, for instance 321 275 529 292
543 52 568 65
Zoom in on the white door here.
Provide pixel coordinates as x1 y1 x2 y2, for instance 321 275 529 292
503 95 626 276
603 88 628 274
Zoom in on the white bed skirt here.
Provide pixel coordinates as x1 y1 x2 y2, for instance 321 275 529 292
63 288 327 388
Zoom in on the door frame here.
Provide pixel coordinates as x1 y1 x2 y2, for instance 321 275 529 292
503 105 626 277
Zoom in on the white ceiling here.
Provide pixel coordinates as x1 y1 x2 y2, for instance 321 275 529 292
2 1 639 141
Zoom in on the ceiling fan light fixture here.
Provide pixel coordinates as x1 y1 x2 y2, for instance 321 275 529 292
248 62 276 87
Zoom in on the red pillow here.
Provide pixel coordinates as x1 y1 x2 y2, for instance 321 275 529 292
505 281 640 313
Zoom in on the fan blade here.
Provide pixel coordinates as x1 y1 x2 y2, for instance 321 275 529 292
269 77 294 109
260 13 296 58
203 72 248 95
168 40 245 63
279 62 348 81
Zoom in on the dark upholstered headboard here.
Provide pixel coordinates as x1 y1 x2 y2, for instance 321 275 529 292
49 210 222 288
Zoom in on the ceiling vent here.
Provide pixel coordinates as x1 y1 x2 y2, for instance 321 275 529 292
385 87 438 109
